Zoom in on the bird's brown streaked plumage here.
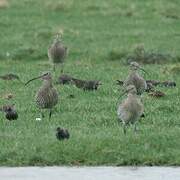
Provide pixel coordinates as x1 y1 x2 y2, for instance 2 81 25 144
48 34 67 73
117 85 144 134
123 62 147 95
25 72 58 119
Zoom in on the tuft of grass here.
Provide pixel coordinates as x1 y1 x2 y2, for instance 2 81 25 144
127 44 176 64
170 64 180 75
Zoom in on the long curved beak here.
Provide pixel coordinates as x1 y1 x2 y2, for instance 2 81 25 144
25 75 42 86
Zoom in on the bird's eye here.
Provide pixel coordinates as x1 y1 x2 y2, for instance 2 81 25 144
44 72 49 76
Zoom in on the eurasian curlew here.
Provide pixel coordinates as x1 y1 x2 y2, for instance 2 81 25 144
117 85 144 134
25 72 58 120
48 34 67 73
123 61 147 95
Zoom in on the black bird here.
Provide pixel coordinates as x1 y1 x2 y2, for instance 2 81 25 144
72 78 102 91
1 105 18 121
56 127 70 140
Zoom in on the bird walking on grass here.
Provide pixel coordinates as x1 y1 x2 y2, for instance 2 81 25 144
48 34 68 73
117 85 144 134
123 61 147 95
72 78 102 91
25 72 58 120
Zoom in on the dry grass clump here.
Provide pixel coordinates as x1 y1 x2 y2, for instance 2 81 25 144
127 44 175 64
161 8 180 20
170 64 180 75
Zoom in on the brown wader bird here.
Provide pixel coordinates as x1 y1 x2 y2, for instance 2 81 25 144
25 72 58 119
123 62 147 95
117 85 144 134
48 34 67 73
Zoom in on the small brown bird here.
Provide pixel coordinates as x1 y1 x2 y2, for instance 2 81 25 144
48 34 68 73
123 62 147 95
117 85 144 134
0 104 18 121
56 127 70 140
25 72 58 119
72 78 102 91
56 74 73 85
148 90 165 98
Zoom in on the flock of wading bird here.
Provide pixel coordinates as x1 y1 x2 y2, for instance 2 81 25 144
0 34 177 138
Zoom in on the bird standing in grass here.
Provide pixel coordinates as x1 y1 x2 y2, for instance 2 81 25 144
48 34 68 73
123 62 147 95
25 72 58 120
117 85 144 134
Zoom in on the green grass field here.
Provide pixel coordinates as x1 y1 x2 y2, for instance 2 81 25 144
0 0 180 166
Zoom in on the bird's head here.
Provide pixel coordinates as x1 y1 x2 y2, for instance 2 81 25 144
56 127 62 132
130 61 148 74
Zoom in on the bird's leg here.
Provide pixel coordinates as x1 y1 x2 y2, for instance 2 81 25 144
40 110 45 119
134 122 138 133
123 124 127 134
61 63 64 74
49 109 52 120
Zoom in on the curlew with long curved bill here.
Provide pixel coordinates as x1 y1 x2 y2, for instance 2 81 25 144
25 72 58 120
117 85 144 134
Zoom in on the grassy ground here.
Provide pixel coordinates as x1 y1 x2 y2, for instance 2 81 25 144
0 0 180 166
